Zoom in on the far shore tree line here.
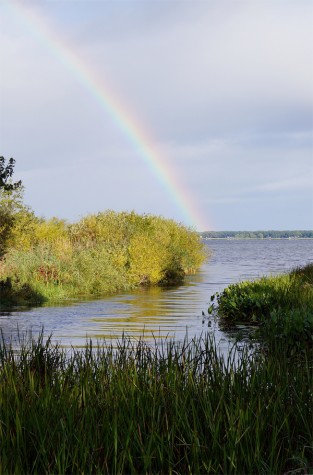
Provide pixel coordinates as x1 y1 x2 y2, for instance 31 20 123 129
200 230 313 239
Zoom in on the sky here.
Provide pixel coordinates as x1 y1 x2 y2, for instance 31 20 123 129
0 0 312 232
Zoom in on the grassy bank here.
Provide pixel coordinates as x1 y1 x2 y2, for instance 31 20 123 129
212 263 313 352
0 333 311 474
0 211 206 307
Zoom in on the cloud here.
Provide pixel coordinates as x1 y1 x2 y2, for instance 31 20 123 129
0 0 312 230
254 177 313 193
70 1 313 140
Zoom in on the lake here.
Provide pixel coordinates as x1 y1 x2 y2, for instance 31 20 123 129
0 239 312 347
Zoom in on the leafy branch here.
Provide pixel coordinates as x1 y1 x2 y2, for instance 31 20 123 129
0 156 22 191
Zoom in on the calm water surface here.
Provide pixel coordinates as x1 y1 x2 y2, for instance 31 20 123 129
0 239 312 347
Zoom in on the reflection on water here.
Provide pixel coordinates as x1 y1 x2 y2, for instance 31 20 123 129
0 239 312 348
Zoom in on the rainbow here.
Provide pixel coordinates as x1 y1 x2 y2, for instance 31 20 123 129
4 1 210 231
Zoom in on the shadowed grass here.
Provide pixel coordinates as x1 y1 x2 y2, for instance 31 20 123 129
0 277 46 307
0 332 311 474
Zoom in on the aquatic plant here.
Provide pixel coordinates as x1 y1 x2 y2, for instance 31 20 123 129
0 332 311 474
213 263 313 351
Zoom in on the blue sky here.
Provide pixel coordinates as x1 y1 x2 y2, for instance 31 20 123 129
0 0 312 231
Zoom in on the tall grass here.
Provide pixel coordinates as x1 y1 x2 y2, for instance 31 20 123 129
0 211 207 306
213 263 313 352
0 332 311 474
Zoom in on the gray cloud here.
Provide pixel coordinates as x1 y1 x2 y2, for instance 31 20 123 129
0 0 312 230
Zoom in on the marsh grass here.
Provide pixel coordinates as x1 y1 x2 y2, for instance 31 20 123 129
0 332 311 474
215 263 313 352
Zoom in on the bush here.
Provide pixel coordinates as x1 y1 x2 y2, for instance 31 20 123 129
0 277 45 306
0 211 207 305
213 264 313 352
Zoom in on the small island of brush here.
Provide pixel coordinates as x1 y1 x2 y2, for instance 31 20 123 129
0 157 207 306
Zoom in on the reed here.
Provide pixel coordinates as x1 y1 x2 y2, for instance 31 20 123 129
214 263 313 352
0 332 311 474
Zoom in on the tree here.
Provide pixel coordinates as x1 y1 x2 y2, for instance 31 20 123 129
0 157 23 256
0 156 22 191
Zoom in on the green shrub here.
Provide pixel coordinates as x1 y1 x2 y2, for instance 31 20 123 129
213 264 313 351
0 277 45 306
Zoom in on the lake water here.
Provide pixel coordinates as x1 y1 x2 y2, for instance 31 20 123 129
0 239 312 348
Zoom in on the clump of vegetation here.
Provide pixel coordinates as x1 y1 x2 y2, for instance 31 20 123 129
0 332 311 474
0 277 45 306
0 157 207 306
212 263 313 352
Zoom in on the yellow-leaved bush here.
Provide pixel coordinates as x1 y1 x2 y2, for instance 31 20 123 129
0 210 208 303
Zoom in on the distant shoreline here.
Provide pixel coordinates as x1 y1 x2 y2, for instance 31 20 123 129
201 237 313 240
199 230 313 240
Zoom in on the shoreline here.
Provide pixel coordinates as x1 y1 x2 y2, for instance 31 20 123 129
201 237 313 240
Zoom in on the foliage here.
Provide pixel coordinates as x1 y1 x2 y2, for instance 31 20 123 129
212 264 313 352
0 332 311 474
0 187 39 256
0 157 206 304
0 156 21 191
0 211 207 305
0 277 45 306
0 157 38 256
0 157 25 256
0 207 15 257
